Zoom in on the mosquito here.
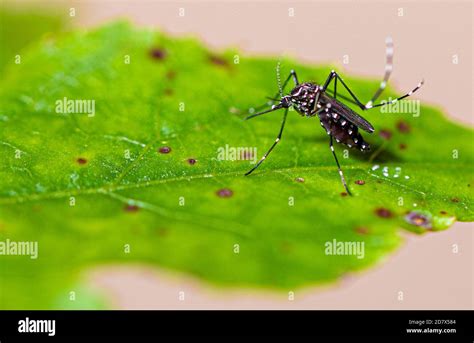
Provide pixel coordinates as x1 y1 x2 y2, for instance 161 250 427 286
243 37 423 195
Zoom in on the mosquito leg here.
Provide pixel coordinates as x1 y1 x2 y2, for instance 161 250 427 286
321 38 420 111
365 36 394 108
247 70 299 115
322 71 366 110
323 70 423 111
329 135 351 195
366 79 424 108
289 69 299 86
245 108 288 176
245 103 283 120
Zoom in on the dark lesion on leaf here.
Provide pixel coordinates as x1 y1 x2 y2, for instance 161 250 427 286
156 227 168 237
355 226 370 235
76 157 87 165
187 158 197 165
208 54 230 68
379 129 392 140
404 211 432 229
396 120 411 133
158 146 172 154
166 70 176 79
240 150 254 161
149 47 167 60
216 188 233 198
375 207 393 218
124 204 140 212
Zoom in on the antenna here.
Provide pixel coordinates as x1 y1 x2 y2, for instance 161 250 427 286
276 59 283 97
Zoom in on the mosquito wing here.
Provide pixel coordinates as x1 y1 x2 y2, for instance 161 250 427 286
321 94 375 133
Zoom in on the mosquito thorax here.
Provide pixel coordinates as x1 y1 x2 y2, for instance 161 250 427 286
289 82 322 117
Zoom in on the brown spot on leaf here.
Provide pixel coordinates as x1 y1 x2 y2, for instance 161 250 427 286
149 48 166 60
399 143 407 150
440 211 447 215
77 157 87 165
164 88 173 96
209 54 229 67
379 129 392 140
340 192 348 197
280 241 293 254
187 158 197 165
355 180 365 185
451 197 459 203
166 70 176 79
405 211 432 229
375 207 393 218
216 188 233 198
295 177 305 183
157 228 168 237
240 150 254 161
158 146 171 154
396 120 411 133
124 204 140 212
355 226 369 235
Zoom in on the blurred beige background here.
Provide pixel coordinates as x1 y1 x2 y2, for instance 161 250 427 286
9 0 474 309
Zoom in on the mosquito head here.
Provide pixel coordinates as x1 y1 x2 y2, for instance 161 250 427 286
280 95 292 108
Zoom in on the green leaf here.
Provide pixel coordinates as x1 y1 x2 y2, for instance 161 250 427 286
0 6 65 72
0 22 472 309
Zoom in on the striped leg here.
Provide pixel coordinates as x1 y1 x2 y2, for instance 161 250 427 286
366 79 424 109
325 74 351 194
322 37 423 110
329 135 351 195
323 70 423 111
245 108 288 176
365 36 394 108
